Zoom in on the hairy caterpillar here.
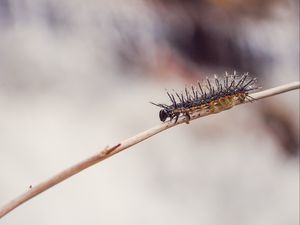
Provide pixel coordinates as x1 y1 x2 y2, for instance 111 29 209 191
151 72 258 123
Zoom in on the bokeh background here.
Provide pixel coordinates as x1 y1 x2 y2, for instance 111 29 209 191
0 0 299 224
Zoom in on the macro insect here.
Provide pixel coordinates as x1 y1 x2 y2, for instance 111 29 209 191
151 72 258 123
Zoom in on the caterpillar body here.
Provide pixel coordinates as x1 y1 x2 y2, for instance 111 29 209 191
151 72 258 123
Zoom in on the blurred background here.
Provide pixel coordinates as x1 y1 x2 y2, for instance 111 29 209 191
0 0 299 224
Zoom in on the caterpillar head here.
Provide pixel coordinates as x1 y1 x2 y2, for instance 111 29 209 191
159 109 169 122
150 102 170 122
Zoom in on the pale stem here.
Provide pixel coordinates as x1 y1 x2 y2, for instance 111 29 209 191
0 81 299 219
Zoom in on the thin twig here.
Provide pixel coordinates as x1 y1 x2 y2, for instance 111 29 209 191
0 81 299 219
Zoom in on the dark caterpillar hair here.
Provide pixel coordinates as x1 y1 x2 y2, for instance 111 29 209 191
151 72 258 123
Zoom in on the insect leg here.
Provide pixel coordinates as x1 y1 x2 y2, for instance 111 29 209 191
169 114 175 122
174 113 180 123
185 112 191 124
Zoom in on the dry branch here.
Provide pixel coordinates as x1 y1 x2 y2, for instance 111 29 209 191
0 81 299 219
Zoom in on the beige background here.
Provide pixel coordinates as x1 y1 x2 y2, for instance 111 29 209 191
0 1 299 224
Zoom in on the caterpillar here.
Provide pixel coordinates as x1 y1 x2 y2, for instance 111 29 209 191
151 72 258 123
